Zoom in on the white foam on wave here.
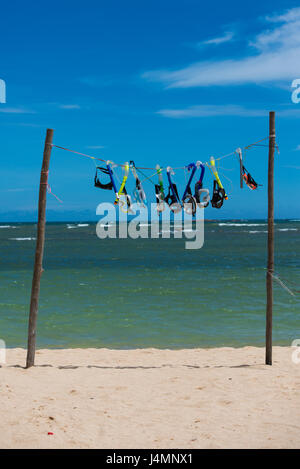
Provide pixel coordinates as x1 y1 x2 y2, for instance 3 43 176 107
9 237 36 241
245 227 298 234
0 225 17 229
219 223 267 227
67 223 89 229
158 228 201 235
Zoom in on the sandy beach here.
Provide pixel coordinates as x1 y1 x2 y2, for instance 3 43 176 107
1 346 299 449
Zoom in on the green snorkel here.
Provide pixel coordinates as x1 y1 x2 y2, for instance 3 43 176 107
155 164 165 211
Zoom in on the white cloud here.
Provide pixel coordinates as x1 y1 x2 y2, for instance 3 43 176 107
283 164 300 169
158 105 300 119
157 105 267 118
86 145 105 149
4 188 27 192
265 7 300 24
276 108 300 117
294 145 300 151
59 104 81 109
143 7 300 88
198 31 234 47
251 7 300 53
0 107 35 114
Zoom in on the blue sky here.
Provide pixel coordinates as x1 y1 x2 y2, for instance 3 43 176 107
0 0 300 220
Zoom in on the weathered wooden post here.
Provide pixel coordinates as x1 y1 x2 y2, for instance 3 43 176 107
26 129 54 368
265 112 275 365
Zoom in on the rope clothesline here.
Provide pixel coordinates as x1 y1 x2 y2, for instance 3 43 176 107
265 270 300 297
50 134 278 171
40 170 63 203
45 137 300 299
270 272 296 297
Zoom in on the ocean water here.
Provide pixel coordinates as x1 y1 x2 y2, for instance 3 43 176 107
0 220 299 349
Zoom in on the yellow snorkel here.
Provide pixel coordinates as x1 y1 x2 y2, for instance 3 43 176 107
114 162 132 213
209 156 228 200
114 162 130 205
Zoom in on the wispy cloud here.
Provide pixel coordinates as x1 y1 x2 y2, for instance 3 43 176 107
59 104 81 110
3 122 42 128
294 145 300 151
276 109 300 117
157 105 300 119
3 188 27 193
283 165 300 169
0 107 35 114
79 76 116 87
157 105 267 118
143 7 300 88
86 145 106 150
197 31 234 47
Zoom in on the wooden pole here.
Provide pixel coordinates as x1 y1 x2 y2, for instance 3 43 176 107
26 129 54 368
265 112 275 365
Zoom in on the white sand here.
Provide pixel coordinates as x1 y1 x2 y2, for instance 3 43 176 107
1 346 299 449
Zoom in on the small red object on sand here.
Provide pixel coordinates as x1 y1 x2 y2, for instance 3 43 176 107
48 432 54 435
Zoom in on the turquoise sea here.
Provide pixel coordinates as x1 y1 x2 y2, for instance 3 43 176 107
0 220 299 349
